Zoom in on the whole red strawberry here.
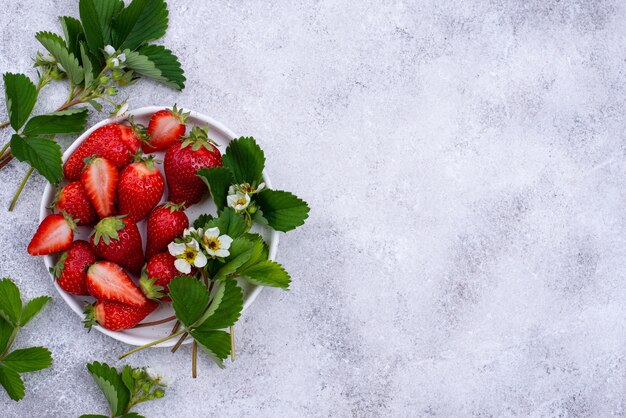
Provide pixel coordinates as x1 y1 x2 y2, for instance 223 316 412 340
118 155 165 222
90 216 144 274
86 261 148 307
83 299 158 331
81 157 118 219
145 202 189 259
51 240 96 295
64 123 141 180
164 126 222 207
52 181 98 225
140 252 189 302
28 212 76 256
141 105 188 153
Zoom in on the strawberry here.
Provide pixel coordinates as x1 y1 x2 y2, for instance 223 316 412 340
81 157 118 219
64 123 141 180
83 299 158 331
141 105 188 153
28 212 76 256
50 240 96 295
140 252 188 302
86 261 148 307
90 216 144 274
118 155 165 222
145 202 189 259
164 126 222 206
51 181 98 225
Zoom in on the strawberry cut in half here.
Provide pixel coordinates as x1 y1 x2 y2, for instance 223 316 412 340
141 105 188 153
28 212 76 256
86 261 148 307
51 181 99 226
89 216 144 274
81 157 119 219
117 155 165 222
51 240 96 296
145 202 189 259
83 299 158 331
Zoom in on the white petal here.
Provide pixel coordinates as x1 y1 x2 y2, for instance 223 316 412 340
168 242 186 256
174 259 191 274
204 227 220 239
117 53 126 62
206 248 217 257
215 249 230 258
104 45 116 56
111 58 120 67
57 63 66 72
183 227 197 237
188 239 200 251
256 182 265 192
194 251 207 267
228 185 236 194
42 53 55 63
227 194 237 208
219 235 233 249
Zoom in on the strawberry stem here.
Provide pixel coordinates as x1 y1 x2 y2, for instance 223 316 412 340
192 341 198 378
8 167 34 211
118 329 186 359
134 315 176 328
170 332 188 353
230 325 236 362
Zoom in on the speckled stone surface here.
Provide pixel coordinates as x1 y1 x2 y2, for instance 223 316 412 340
1 1 625 417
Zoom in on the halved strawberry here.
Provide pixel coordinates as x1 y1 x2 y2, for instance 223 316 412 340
51 181 98 225
83 299 158 331
28 213 76 256
86 261 148 307
51 240 96 295
118 155 165 222
141 105 188 153
81 157 118 219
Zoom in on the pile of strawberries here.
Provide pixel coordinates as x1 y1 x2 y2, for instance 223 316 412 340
27 107 222 331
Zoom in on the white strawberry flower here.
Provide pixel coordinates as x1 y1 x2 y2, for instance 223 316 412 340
227 192 251 212
183 227 202 238
117 53 126 63
104 45 116 56
110 57 120 68
202 227 233 258
41 53 56 63
168 239 207 274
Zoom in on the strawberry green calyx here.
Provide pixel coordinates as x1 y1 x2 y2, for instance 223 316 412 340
82 154 100 167
132 153 160 170
170 103 191 124
50 251 69 279
128 116 150 142
181 125 218 152
139 275 166 301
60 210 78 230
83 303 99 330
163 201 185 213
91 215 127 245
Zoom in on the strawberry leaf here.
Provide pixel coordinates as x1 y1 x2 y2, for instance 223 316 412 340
189 330 230 369
168 277 209 328
0 278 22 327
59 16 86 60
239 260 291 289
195 280 243 331
3 73 37 131
20 296 51 327
205 207 246 239
253 190 309 232
197 167 234 211
222 137 265 185
22 108 89 136
213 237 254 281
0 365 25 401
86 361 130 417
79 0 124 56
238 233 269 272
10 135 63 184
112 0 168 50
0 318 13 355
35 31 84 85
2 347 52 373
122 45 185 90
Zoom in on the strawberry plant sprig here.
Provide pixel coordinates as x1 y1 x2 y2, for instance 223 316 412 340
1 0 186 211
119 136 308 377
80 361 166 418
0 278 52 401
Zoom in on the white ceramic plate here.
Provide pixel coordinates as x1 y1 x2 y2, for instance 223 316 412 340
39 106 278 347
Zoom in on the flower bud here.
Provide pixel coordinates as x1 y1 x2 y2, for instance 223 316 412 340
99 76 110 84
131 368 143 380
104 45 115 56
154 389 165 398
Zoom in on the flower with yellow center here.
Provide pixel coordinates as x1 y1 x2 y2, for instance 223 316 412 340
168 239 207 274
227 192 250 212
202 227 233 258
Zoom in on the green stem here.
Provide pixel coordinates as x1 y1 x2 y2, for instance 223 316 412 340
8 167 34 212
230 325 235 362
118 329 186 360
0 327 18 359
192 341 198 378
0 142 10 159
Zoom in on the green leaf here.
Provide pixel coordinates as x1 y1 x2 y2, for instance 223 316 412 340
0 364 25 401
238 234 269 272
195 280 243 331
112 0 168 50
197 167 234 211
11 135 63 184
120 365 134 392
80 42 101 88
206 207 246 239
254 190 309 232
190 330 230 369
213 237 254 281
22 108 89 136
168 277 209 328
87 361 130 417
20 296 51 327
193 214 214 230
122 45 185 90
35 31 84 85
0 278 22 327
2 347 52 373
59 16 86 60
222 137 265 185
79 0 124 56
3 73 37 131
239 260 291 289
0 317 13 355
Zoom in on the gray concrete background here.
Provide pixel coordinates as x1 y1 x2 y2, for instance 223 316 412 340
1 1 625 417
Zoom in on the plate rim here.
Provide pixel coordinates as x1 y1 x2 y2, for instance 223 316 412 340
39 105 278 347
